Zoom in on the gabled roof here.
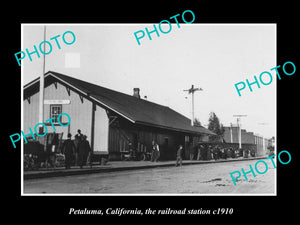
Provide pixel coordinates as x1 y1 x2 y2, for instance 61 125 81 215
24 71 215 136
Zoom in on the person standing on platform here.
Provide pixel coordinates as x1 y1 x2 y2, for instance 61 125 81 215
78 135 92 169
175 145 183 167
155 142 160 162
61 133 76 169
74 129 83 166
75 129 83 141
151 140 160 162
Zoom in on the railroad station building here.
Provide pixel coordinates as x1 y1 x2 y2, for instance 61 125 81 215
23 71 215 160
223 125 268 156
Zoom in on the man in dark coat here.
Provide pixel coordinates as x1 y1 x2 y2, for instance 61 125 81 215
75 129 83 142
175 145 183 167
61 133 76 169
77 135 92 168
74 129 83 166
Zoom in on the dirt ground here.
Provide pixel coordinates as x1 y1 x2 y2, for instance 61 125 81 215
24 159 276 195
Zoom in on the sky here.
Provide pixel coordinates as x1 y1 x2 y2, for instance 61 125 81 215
22 24 276 138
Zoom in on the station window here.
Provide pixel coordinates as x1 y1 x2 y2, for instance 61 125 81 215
185 135 189 142
50 104 62 123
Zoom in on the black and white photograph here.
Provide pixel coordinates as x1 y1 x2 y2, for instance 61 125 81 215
4 5 298 221
21 24 276 195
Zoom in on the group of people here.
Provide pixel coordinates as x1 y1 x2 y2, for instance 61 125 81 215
149 141 246 167
190 144 253 161
176 144 255 167
61 129 92 169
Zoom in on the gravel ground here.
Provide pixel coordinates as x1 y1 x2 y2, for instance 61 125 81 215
23 159 276 195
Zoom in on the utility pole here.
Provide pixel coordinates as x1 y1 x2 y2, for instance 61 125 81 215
38 25 46 134
257 122 268 155
184 85 203 126
233 115 247 149
230 123 233 143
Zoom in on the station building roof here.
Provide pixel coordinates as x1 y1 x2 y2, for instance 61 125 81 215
24 71 215 136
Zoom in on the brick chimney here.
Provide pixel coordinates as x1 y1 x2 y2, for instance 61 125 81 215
133 88 140 99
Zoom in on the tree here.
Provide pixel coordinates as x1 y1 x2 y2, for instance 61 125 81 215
207 112 225 142
193 118 202 126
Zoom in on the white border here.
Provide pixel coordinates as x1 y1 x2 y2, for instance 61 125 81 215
21 23 277 196
21 24 24 195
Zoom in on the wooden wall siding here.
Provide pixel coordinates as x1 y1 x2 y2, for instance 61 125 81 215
23 82 108 151
23 90 39 133
45 83 92 139
108 124 185 160
109 127 131 153
93 104 109 152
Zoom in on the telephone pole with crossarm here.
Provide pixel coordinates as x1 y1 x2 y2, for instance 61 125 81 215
184 85 203 126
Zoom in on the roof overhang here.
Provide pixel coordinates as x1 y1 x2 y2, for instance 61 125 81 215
24 71 216 136
135 121 216 136
24 72 136 124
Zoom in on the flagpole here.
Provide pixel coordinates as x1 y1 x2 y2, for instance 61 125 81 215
38 25 46 134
